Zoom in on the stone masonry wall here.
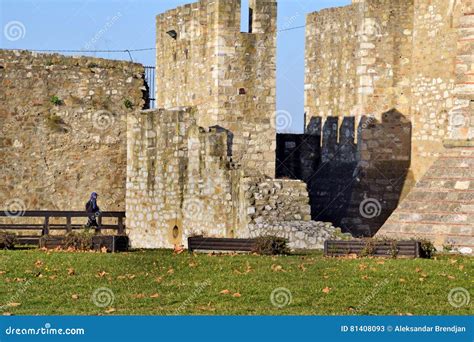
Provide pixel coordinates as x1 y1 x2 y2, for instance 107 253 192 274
377 145 474 252
305 0 469 187
126 108 240 248
156 0 277 177
0 49 145 212
127 107 342 249
277 109 411 237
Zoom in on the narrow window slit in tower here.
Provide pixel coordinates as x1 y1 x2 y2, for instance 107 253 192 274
240 0 251 33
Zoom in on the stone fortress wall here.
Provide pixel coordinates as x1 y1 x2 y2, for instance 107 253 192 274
277 110 411 237
302 0 474 249
126 107 338 249
127 0 348 249
1 0 472 251
156 0 277 177
305 0 472 187
0 49 146 212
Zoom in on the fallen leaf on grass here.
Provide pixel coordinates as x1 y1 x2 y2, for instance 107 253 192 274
399 278 406 283
232 293 241 298
376 260 385 265
298 264 307 272
8 302 21 307
219 289 230 295
104 308 116 314
0 271 6 275
167 268 174 275
271 264 284 272
100 246 108 254
447 275 456 280
415 267 422 273
234 263 252 275
71 294 79 300
97 271 108 278
150 293 160 298
459 265 464 271
34 260 43 268
174 245 185 254
131 294 145 299
358 264 368 271
3 312 12 316
67 268 75 276
155 277 163 283
322 287 331 294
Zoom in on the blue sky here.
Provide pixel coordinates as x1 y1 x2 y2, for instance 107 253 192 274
1 0 350 133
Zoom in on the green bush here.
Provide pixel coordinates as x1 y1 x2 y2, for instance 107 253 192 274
253 236 289 255
419 239 436 259
50 95 63 106
123 99 133 109
63 230 94 250
0 231 16 249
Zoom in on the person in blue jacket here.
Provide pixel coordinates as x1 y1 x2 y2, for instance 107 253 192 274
85 192 101 227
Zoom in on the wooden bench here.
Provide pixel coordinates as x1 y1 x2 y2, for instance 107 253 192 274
0 210 126 246
324 240 423 258
188 236 256 253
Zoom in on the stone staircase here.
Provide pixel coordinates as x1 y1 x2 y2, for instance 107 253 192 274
376 145 474 252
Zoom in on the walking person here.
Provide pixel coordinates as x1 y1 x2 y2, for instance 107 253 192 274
85 192 101 228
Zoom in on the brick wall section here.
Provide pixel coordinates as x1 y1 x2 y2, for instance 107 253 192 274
0 49 145 212
377 146 474 251
156 0 277 177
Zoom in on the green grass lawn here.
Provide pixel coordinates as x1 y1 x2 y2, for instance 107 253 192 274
0 249 472 315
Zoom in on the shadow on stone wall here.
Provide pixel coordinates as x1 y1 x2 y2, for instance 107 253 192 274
276 109 412 237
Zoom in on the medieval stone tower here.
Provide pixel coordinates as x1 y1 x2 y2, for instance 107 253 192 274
301 0 474 249
155 0 277 177
126 0 330 249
